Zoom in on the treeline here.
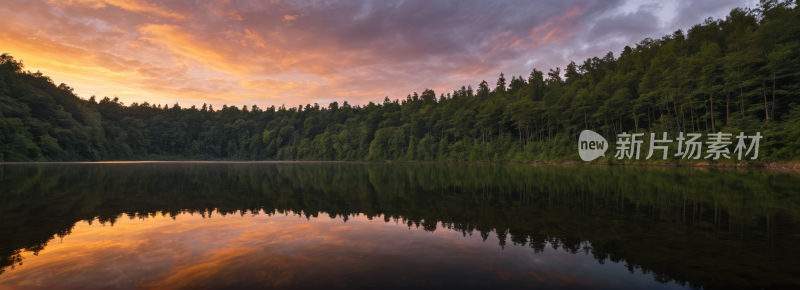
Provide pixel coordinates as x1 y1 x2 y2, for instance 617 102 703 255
1 1 800 162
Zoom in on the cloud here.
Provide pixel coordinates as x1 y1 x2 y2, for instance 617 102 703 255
48 0 186 19
669 0 750 29
138 24 251 76
0 0 755 109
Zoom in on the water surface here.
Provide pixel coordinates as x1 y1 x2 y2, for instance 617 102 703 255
1 163 799 289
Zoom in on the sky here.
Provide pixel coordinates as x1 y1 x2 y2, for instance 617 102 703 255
0 0 757 110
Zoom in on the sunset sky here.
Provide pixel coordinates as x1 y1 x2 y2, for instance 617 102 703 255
0 0 755 109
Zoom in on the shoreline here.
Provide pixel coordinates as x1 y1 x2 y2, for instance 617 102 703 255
2 159 800 171
526 161 800 171
385 160 800 171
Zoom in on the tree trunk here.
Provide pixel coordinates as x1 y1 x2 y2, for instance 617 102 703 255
763 78 770 120
710 89 715 133
681 105 686 134
726 91 730 124
665 100 671 132
772 72 776 119
740 86 744 119
584 109 587 130
498 122 501 144
692 98 699 132
673 101 680 133
526 126 531 145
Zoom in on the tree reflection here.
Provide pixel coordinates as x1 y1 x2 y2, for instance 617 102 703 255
0 162 799 288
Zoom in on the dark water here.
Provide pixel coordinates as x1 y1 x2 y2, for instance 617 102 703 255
1 163 799 289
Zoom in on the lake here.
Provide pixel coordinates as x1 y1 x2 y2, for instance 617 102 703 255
1 162 799 289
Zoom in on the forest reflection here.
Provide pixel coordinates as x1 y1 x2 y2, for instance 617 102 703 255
1 162 799 289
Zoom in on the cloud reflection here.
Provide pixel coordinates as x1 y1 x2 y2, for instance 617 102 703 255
0 211 661 289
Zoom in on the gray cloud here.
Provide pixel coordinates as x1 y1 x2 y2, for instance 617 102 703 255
670 0 750 30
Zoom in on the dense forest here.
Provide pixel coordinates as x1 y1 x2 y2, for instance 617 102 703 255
1 1 799 162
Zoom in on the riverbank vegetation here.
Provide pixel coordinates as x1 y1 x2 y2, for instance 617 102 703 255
1 1 799 163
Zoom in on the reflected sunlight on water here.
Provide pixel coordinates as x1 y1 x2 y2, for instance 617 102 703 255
0 210 684 289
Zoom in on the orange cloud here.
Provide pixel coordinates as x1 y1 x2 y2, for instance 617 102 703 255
244 29 267 48
138 24 250 76
49 0 186 19
560 4 585 21
528 3 587 46
225 29 267 48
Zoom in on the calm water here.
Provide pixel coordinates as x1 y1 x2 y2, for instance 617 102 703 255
1 163 799 289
